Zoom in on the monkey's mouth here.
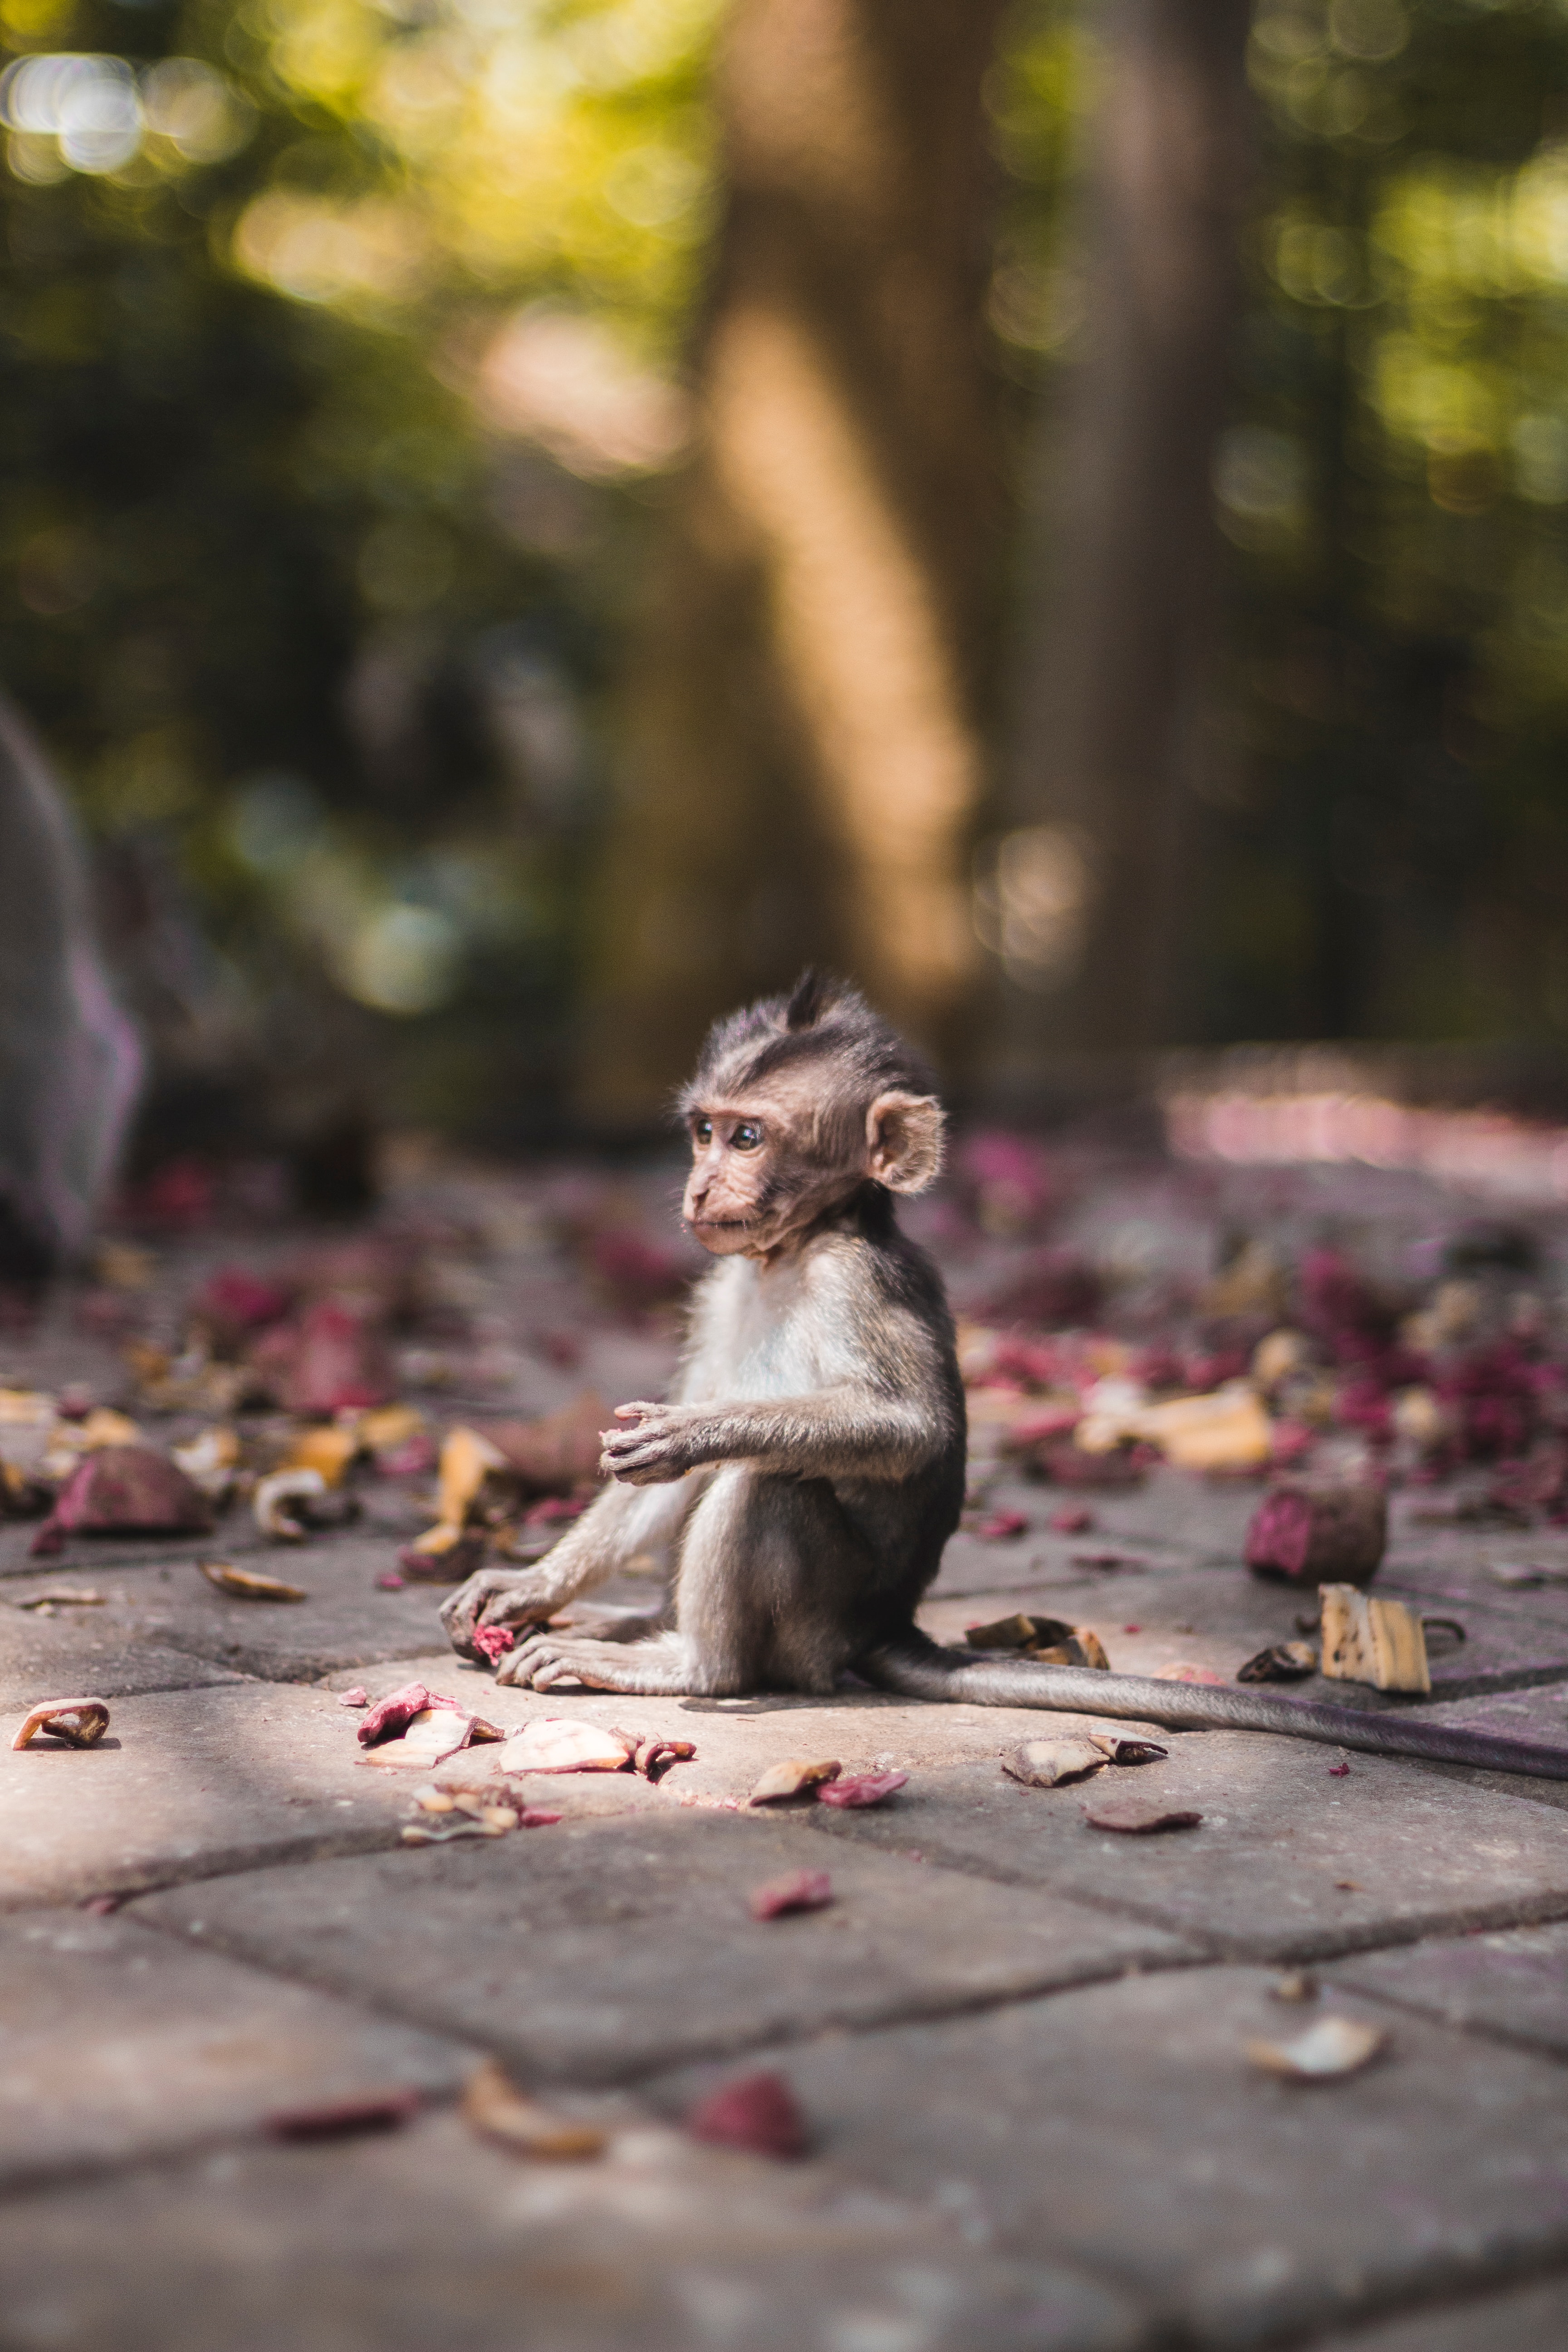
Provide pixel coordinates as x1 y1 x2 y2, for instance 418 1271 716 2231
689 1216 754 1231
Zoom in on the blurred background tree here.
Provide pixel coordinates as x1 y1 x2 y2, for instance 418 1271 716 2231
5 0 1568 1176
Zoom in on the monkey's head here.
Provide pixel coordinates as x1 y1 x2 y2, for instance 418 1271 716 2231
677 971 945 1258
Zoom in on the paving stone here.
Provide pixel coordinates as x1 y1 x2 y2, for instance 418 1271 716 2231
337 1652 1167 1789
0 1680 567 1910
0 2111 1139 2352
0 1908 471 2189
798 1734 1568 1961
650 1965 1568 2347
1310 2273 1568 2352
0 1577 249 1709
132 1808 1194 2085
1329 1919 1568 2060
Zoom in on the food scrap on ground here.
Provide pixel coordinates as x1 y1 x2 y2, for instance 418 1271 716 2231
748 1869 834 1920
1245 2017 1387 2082
684 2072 809 2159
11 1696 111 1750
461 2061 606 2158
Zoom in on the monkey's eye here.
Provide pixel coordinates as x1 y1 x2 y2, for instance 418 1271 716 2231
731 1122 763 1152
692 1118 713 1146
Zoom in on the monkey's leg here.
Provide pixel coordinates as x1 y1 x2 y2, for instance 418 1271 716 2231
503 1466 862 1695
442 1475 704 1658
864 1632 1568 1783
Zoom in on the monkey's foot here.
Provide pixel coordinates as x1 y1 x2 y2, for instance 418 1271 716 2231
499 1630 691 1694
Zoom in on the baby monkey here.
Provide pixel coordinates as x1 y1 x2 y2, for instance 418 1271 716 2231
443 975 1568 1783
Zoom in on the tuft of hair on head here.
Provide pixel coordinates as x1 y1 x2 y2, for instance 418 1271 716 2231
784 967 830 1031
678 973 944 1190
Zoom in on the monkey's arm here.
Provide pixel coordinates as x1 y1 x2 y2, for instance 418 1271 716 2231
864 1632 1568 1783
601 1389 943 1485
440 1475 698 1658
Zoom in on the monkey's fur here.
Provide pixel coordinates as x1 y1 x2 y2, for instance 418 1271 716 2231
444 975 1568 1783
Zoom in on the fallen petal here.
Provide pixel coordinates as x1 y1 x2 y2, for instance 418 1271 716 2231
12 1696 111 1750
1082 1798 1202 1834
685 2071 808 2159
461 2059 606 2158
748 1869 834 1921
746 1757 842 1804
199 1560 309 1603
1245 2015 1386 2081
816 1770 907 1809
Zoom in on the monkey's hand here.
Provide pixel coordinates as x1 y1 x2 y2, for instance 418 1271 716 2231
600 1402 709 1485
440 1566 571 1659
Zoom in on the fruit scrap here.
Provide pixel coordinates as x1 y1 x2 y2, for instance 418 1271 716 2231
1245 1482 1387 1588
337 1687 370 1707
685 2071 808 2159
461 2059 606 2158
12 1696 111 1750
12 1586 106 1610
357 1681 467 1745
265 2090 420 2142
609 1730 697 1779
471 1624 515 1666
748 1869 834 1920
494 1720 638 1773
747 1757 842 1805
253 1466 358 1543
1002 1738 1107 1788
30 1446 212 1557
1088 1732 1167 1764
1245 2015 1386 2082
1319 1583 1431 1693
199 1560 309 1603
964 1614 1110 1668
817 1770 907 1808
1236 1641 1318 1684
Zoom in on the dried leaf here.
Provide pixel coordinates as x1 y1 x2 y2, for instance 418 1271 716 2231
12 1696 110 1750
1236 1641 1318 1684
1002 1738 1107 1788
1082 1798 1202 1834
748 1870 834 1921
1245 2015 1386 2081
685 2071 808 2159
199 1560 309 1603
816 1769 907 1809
461 2060 606 2158
747 1757 843 1804
495 1720 637 1774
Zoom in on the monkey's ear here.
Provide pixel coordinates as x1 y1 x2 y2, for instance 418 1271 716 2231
866 1091 945 1194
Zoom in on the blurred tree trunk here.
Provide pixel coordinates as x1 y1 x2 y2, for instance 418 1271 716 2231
994 0 1255 1064
578 0 1006 1123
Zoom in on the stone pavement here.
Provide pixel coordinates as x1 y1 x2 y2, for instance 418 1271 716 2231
5 1180 1568 2349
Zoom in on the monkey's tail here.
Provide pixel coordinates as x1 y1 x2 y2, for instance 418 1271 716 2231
861 1631 1568 1783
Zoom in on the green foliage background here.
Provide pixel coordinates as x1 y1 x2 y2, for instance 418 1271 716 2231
5 0 1568 1139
